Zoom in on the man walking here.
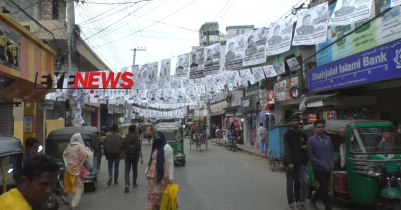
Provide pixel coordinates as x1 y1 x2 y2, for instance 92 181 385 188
121 125 143 193
257 123 268 153
284 114 309 210
308 120 333 210
104 124 122 186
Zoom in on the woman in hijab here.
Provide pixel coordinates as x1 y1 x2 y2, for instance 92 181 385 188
63 133 93 210
146 131 174 210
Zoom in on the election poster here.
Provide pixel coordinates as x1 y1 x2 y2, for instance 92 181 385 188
204 43 221 75
189 48 205 79
147 62 158 89
239 69 254 87
225 34 246 70
266 16 296 56
392 0 401 8
293 2 329 45
182 77 195 89
132 65 140 88
159 59 171 89
251 67 266 82
329 0 372 26
175 53 190 78
227 71 241 90
170 78 182 89
274 62 286 75
135 64 149 89
262 65 278 78
243 27 268 66
286 57 301 71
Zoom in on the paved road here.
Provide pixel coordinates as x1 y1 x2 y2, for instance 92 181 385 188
59 139 367 210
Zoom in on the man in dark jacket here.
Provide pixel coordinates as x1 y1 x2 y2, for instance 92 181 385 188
284 114 308 210
104 124 122 186
307 120 333 210
121 125 143 193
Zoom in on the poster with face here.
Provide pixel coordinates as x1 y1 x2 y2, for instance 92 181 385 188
286 57 301 71
329 0 373 25
293 2 329 45
195 77 206 86
267 89 275 104
266 16 296 56
225 34 246 70
135 64 149 89
170 78 182 89
147 62 159 89
159 59 171 89
251 67 266 82
274 62 285 75
239 69 255 87
189 48 205 79
182 77 195 89
175 53 190 78
218 71 231 86
132 65 140 88
204 43 221 75
227 71 241 90
147 90 157 102
127 90 137 100
244 27 268 66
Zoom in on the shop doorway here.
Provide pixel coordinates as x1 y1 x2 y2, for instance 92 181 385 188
247 113 257 146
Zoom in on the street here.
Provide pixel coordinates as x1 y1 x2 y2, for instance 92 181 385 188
59 139 365 210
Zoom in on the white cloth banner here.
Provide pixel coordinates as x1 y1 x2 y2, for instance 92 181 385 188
293 2 329 45
175 53 190 78
244 27 268 66
159 59 171 89
189 48 205 79
225 34 246 70
204 43 221 75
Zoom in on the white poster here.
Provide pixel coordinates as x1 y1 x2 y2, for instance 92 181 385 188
252 67 266 82
262 65 278 78
266 16 296 56
147 62 158 89
135 64 149 89
244 27 268 66
274 62 285 75
239 69 254 87
182 77 195 89
175 53 190 78
195 77 206 86
225 34 246 70
204 43 221 75
132 65 140 88
293 2 329 45
189 48 205 79
218 71 231 86
286 57 301 71
274 80 286 101
329 0 373 26
170 78 182 89
159 59 171 89
227 71 241 90
392 0 401 8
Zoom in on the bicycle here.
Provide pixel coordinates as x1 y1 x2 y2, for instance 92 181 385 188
55 172 69 205
195 133 202 152
225 133 237 152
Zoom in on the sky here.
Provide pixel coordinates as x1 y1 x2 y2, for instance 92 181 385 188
75 0 307 74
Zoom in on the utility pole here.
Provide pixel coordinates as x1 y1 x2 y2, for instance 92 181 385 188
131 47 146 66
67 0 78 72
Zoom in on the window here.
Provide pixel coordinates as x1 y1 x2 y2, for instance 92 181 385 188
350 127 401 153
236 30 240 35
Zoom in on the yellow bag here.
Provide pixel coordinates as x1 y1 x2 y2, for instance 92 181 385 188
160 184 179 210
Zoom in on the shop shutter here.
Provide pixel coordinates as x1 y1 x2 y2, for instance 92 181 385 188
0 103 13 136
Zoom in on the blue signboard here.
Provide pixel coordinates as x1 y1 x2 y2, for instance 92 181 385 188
309 39 401 93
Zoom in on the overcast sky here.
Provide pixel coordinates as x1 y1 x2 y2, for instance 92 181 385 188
75 0 307 74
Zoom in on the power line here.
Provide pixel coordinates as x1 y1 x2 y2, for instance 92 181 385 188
81 0 151 5
78 3 136 25
217 0 235 22
214 0 231 21
90 0 198 48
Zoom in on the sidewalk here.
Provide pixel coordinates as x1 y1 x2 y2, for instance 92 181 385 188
209 138 266 159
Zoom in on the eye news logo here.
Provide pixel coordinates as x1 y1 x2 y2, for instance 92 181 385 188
34 72 134 93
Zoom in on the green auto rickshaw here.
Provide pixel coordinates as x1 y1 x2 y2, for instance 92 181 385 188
46 126 102 191
154 122 186 166
303 120 401 209
0 137 23 194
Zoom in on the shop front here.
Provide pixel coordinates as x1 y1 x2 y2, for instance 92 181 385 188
209 100 227 138
0 12 55 143
241 94 259 147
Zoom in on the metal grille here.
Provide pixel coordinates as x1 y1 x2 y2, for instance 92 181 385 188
163 132 176 142
0 103 13 136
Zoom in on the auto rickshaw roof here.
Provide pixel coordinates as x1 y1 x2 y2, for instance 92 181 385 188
47 126 99 141
154 122 182 129
0 136 23 157
303 120 388 138
119 123 132 128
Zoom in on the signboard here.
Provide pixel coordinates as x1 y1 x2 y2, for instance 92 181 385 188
309 38 401 93
241 95 257 112
38 100 54 110
316 2 401 66
23 116 34 133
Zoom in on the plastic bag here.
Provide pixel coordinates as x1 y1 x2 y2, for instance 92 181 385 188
80 167 90 180
160 184 179 210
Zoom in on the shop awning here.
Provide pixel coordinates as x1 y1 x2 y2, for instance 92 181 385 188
306 92 339 108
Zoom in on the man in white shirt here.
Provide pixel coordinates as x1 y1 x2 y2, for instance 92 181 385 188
258 123 268 153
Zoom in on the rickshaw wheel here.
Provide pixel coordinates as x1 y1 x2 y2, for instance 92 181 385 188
182 159 186 166
268 151 276 171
